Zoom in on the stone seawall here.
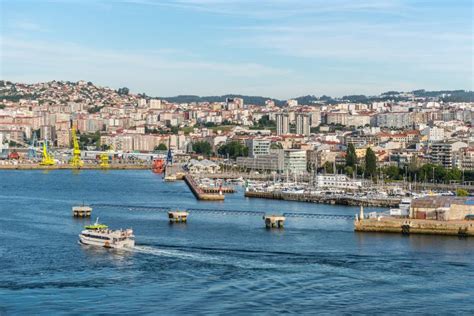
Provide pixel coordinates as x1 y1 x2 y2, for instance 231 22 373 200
244 191 400 208
355 218 474 236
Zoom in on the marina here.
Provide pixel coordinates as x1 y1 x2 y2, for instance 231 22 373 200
1 170 474 314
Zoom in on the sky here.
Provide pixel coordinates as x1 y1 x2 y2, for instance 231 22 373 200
1 0 473 99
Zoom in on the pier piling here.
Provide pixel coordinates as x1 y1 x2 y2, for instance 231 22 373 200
263 215 285 229
72 206 92 217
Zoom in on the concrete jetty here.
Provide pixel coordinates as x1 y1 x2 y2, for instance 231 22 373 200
168 211 189 223
355 217 474 236
263 215 285 228
72 206 92 217
355 201 474 237
245 191 400 208
184 175 225 201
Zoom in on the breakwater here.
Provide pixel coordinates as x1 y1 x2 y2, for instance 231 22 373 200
184 175 225 201
355 217 474 236
244 190 400 207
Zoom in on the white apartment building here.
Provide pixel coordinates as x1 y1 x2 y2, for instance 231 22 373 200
315 174 363 190
283 149 307 173
296 113 310 136
246 138 271 157
276 113 289 135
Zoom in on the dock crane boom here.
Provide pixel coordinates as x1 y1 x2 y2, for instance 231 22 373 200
39 140 55 166
70 127 83 168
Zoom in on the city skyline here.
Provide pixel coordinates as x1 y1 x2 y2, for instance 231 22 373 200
1 0 473 98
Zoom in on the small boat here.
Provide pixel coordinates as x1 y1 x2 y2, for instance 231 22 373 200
152 158 165 173
79 218 135 249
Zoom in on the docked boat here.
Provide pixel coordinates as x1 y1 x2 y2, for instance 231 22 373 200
79 219 135 249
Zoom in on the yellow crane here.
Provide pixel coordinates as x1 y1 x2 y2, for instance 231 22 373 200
100 143 114 169
99 152 110 168
39 140 55 166
70 127 83 168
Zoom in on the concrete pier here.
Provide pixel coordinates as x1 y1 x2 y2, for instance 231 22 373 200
168 211 189 223
354 217 474 236
72 206 92 217
184 175 225 201
263 215 285 228
245 191 400 208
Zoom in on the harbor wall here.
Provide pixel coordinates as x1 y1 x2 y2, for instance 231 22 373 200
184 175 225 201
244 191 400 207
354 218 474 236
0 164 150 170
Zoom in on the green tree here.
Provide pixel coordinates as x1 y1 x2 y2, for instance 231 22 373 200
218 141 249 159
192 141 212 156
384 165 401 180
117 87 129 95
456 188 469 197
345 143 357 167
154 143 167 151
323 161 334 174
365 147 377 178
270 142 283 150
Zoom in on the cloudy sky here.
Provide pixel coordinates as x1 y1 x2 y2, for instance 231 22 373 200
1 0 473 98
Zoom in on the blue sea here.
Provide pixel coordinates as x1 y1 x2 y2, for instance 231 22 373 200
0 170 473 314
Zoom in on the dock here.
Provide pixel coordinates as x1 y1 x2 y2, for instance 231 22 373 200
245 190 400 207
184 175 225 201
72 206 92 217
355 217 474 236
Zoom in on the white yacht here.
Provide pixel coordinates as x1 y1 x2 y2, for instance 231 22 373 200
79 219 135 249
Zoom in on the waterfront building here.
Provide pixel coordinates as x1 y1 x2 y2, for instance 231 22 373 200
314 174 363 190
276 113 289 135
295 113 310 136
236 152 283 172
410 196 474 220
246 138 271 157
283 149 307 173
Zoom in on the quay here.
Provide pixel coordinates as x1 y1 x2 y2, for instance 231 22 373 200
355 217 474 236
355 197 474 236
245 190 400 208
72 206 92 217
184 175 225 201
0 163 150 170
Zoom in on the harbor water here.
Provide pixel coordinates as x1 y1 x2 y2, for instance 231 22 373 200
1 170 473 314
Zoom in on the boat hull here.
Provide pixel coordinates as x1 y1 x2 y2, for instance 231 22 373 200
79 234 135 249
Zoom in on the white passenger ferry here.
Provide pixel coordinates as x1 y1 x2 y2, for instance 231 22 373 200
79 219 135 249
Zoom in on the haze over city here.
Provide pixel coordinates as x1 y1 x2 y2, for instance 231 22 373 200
2 0 473 98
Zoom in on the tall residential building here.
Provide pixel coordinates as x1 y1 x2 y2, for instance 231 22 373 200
276 113 289 135
430 141 468 168
295 113 311 136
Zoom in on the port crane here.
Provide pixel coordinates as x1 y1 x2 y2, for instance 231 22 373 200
28 132 39 159
39 140 55 166
100 144 112 169
70 127 83 168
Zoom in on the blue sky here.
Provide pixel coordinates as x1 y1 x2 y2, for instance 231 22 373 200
1 0 473 98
